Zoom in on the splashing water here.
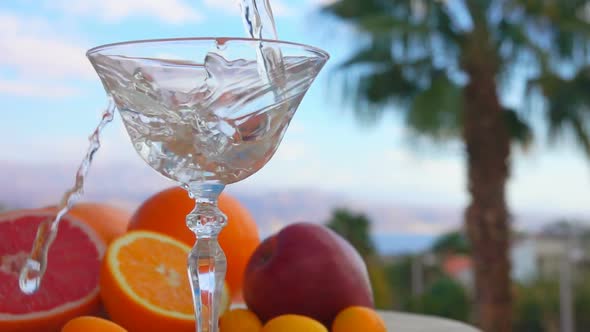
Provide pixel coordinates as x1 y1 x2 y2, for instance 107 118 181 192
19 100 116 294
241 0 278 40
240 0 286 88
19 0 285 296
91 50 322 185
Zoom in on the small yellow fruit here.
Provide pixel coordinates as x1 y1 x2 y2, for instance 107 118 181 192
262 314 327 332
221 282 231 315
332 306 386 332
61 316 128 332
219 309 262 332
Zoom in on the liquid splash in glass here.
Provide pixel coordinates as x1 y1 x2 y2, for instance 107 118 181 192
19 100 116 294
19 0 283 297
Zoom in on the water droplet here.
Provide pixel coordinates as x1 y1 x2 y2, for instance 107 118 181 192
215 38 228 50
19 258 42 295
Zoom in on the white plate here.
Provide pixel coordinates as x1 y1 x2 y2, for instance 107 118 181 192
379 311 481 332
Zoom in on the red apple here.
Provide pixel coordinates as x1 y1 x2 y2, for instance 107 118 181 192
243 222 374 327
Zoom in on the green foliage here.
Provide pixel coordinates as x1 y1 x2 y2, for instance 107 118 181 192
385 257 413 309
528 69 590 156
513 280 560 332
574 279 590 332
431 231 471 255
511 275 590 332
418 277 470 322
326 208 376 258
513 293 546 331
325 208 393 309
407 72 463 140
504 108 534 150
367 256 394 310
322 0 590 154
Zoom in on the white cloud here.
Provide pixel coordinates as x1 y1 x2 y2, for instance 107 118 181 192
509 150 590 214
0 78 79 98
47 0 202 24
2 112 137 164
203 0 294 17
203 0 239 12
274 141 306 161
307 0 338 6
0 12 92 80
402 219 455 236
244 136 469 207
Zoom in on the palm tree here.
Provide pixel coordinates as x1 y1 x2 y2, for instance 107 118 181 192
322 1 590 331
431 230 471 256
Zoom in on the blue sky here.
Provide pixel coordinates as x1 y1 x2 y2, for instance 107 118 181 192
1 0 589 218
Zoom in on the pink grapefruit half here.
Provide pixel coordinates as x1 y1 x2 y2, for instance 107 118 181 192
0 209 105 332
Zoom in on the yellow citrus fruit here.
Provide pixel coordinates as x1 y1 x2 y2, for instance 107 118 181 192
220 283 231 315
61 316 127 332
332 306 386 332
262 315 327 332
219 308 262 332
100 230 230 332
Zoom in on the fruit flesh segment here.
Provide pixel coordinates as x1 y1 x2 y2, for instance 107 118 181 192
0 215 101 315
114 236 193 315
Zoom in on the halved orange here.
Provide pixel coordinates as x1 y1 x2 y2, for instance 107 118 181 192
128 187 260 300
100 231 230 332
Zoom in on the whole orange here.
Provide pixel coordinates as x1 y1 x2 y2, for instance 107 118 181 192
128 187 260 299
61 316 127 332
262 315 327 332
332 306 386 332
219 309 262 332
45 202 132 244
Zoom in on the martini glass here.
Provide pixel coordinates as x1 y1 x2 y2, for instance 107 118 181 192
86 37 328 332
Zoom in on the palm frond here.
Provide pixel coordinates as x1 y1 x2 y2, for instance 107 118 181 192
528 68 590 158
356 64 421 106
322 0 390 21
406 71 463 139
503 108 534 150
323 0 590 155
512 0 590 65
339 40 392 68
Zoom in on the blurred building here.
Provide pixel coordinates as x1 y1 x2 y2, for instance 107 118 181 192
510 237 538 282
511 223 590 283
442 254 473 290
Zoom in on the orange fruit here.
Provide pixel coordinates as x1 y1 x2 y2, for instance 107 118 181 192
262 314 327 332
219 308 262 332
128 187 259 299
100 230 230 332
100 230 194 332
61 316 127 332
332 306 386 332
220 282 232 315
45 202 131 244
0 209 104 332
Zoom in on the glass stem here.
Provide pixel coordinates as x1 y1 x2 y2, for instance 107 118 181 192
186 182 227 332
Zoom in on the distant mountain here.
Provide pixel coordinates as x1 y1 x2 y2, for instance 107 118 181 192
0 160 168 210
228 188 464 237
2 160 588 254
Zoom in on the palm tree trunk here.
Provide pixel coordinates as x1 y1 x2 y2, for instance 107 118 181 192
463 63 512 332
